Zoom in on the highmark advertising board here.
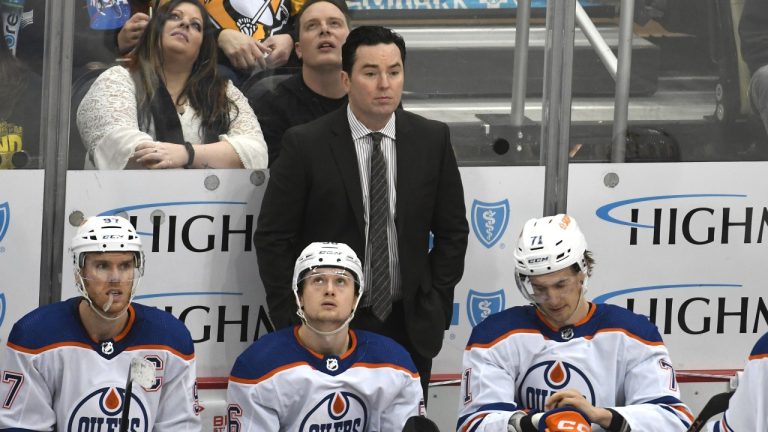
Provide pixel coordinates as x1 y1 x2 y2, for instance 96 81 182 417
0 171 44 344
568 162 768 371
62 167 545 379
435 166 544 375
63 170 271 378
62 163 767 379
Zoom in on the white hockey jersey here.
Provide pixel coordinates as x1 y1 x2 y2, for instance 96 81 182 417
457 303 693 432
0 297 201 431
227 327 424 431
708 331 768 432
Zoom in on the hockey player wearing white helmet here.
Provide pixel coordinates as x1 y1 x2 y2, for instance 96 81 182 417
71 215 145 325
457 214 693 432
0 216 201 431
227 242 425 431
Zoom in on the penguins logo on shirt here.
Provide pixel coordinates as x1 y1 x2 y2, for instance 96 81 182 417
516 360 596 412
67 386 149 432
299 391 368 432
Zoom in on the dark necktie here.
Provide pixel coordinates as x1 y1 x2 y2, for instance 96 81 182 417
368 132 392 321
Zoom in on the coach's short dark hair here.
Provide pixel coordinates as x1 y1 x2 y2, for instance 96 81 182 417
296 0 350 37
342 25 406 74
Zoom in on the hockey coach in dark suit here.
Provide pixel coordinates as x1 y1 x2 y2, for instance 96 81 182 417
254 25 469 397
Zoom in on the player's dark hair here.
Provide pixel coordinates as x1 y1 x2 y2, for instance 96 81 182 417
342 25 405 75
568 250 594 277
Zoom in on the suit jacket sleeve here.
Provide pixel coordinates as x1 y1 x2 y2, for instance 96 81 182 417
429 123 469 327
254 128 307 329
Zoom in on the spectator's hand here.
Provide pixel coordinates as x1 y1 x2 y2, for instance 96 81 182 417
544 389 612 429
117 13 149 54
133 142 189 169
218 29 269 71
263 34 293 68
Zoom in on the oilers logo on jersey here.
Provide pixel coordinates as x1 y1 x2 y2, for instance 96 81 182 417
517 360 597 412
66 386 149 432
298 391 368 432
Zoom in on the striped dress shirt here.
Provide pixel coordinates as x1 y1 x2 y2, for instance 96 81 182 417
347 106 402 304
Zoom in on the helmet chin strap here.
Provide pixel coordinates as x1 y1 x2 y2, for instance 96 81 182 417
533 276 589 327
296 293 363 337
298 310 356 336
75 272 135 322
293 271 363 337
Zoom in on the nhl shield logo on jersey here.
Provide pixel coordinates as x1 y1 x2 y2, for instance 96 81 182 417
299 391 368 432
467 289 505 327
517 360 596 412
67 386 150 432
471 199 509 248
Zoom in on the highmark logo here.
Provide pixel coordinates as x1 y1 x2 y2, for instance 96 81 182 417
466 289 505 327
471 199 510 248
133 291 273 343
0 202 9 244
594 193 768 245
98 201 253 253
593 284 768 336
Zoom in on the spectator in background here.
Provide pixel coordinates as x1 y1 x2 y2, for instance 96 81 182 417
249 0 349 166
77 0 267 170
0 22 40 169
116 0 302 86
706 331 768 431
740 0 768 137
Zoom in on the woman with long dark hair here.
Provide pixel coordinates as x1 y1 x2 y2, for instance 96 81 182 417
77 0 267 170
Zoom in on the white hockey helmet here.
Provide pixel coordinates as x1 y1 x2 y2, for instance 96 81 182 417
513 214 588 303
70 216 145 308
292 242 364 335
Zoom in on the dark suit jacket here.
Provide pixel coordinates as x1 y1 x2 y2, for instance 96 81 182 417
254 105 469 358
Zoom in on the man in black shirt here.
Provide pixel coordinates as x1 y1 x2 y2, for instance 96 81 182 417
247 0 350 166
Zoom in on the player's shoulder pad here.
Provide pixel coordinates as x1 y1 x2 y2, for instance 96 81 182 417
229 327 303 381
7 298 87 350
130 302 194 356
591 303 663 344
466 305 540 348
750 331 768 357
353 330 418 374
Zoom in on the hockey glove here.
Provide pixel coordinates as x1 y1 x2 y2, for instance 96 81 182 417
537 407 592 432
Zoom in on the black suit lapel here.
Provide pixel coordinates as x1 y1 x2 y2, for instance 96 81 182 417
328 109 366 237
394 110 415 231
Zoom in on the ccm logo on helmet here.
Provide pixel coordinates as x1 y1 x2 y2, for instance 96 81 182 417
527 257 549 264
101 235 126 239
